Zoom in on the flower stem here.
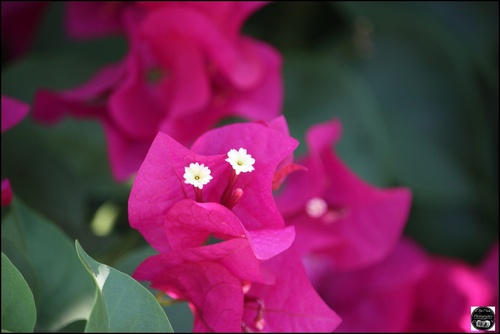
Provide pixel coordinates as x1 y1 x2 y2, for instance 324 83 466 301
221 170 239 207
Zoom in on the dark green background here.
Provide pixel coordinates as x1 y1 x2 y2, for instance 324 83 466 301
2 2 498 332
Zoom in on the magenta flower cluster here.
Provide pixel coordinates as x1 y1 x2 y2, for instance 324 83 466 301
32 1 282 182
3 1 497 332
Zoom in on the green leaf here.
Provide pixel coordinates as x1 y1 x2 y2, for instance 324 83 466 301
2 199 95 331
1 238 41 309
75 241 173 333
1 252 37 333
56 320 88 333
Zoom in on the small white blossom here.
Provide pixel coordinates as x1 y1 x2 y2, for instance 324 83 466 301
225 148 255 175
183 162 213 189
305 197 328 218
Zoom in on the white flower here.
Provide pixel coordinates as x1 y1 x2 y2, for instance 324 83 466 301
305 197 328 218
183 162 213 189
225 148 255 175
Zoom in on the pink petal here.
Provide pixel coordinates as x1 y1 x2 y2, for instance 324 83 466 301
174 2 268 39
141 7 232 79
1 179 13 207
277 118 412 270
32 63 123 124
141 3 273 89
1 95 29 132
135 258 244 332
158 39 211 119
165 199 295 261
266 115 291 135
479 241 499 307
313 237 429 332
245 226 295 260
320 151 412 270
274 154 325 217
141 6 262 90
223 38 283 120
409 256 493 332
243 247 342 332
65 2 127 39
135 238 266 285
100 118 151 182
305 117 343 153
164 200 246 250
108 45 170 139
286 213 343 257
274 118 341 216
138 2 268 39
226 36 264 89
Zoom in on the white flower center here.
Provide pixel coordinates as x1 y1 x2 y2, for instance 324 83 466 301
183 162 213 189
305 197 328 218
225 148 255 175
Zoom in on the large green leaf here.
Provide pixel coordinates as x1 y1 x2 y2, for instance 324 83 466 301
2 199 95 331
75 241 173 333
1 238 41 309
1 252 37 333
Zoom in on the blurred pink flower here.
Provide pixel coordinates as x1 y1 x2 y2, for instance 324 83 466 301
308 237 428 332
479 241 499 309
64 1 135 40
407 255 493 332
304 236 496 332
1 179 13 207
64 2 267 41
33 2 282 182
2 95 30 132
1 95 30 206
276 118 412 270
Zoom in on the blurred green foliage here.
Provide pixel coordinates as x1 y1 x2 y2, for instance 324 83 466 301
1 2 498 332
